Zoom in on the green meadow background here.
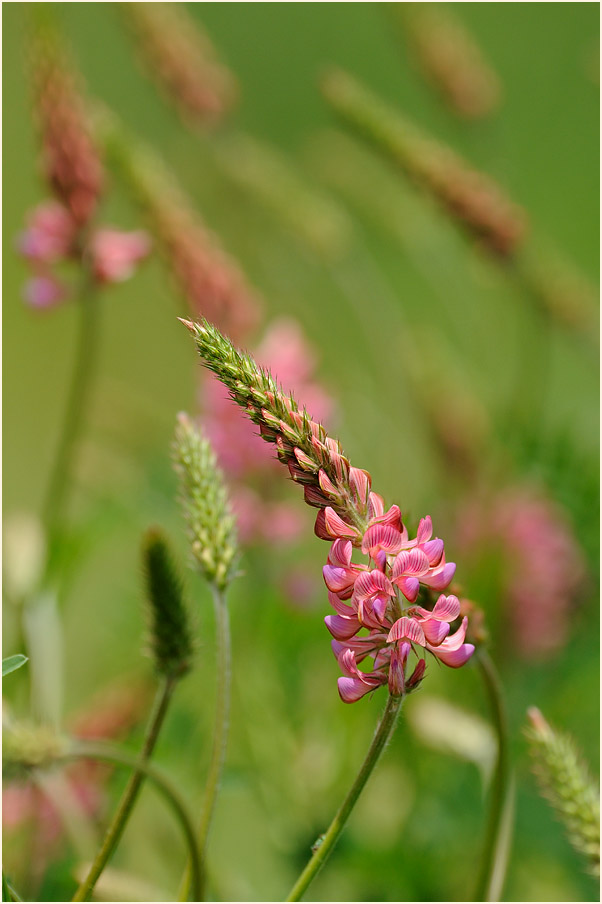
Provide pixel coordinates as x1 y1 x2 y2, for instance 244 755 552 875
3 3 599 901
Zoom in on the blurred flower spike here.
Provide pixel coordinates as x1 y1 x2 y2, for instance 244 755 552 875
182 318 474 700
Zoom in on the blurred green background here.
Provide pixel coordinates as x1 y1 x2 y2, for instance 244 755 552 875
3 3 599 902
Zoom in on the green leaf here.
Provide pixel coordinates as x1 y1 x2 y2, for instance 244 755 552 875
2 655 28 678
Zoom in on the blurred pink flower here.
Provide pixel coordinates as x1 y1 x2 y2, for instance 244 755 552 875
456 486 587 659
23 273 69 310
17 201 76 263
89 228 151 284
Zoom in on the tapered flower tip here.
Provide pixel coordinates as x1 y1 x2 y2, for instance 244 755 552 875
526 706 551 736
178 316 196 332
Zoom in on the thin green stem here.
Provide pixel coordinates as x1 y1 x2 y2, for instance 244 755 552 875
2 872 22 902
474 648 513 902
179 585 231 902
61 741 201 901
286 693 404 902
42 273 101 542
71 675 176 902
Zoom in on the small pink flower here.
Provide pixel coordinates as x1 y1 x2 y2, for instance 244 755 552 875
89 229 151 284
23 273 69 310
17 201 76 263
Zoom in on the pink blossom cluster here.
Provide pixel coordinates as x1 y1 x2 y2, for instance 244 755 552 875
319 488 474 702
201 317 333 548
457 487 586 660
17 200 151 310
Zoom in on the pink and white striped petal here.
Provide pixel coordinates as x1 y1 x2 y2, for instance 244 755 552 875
416 516 433 543
392 548 430 580
353 569 395 602
435 617 468 652
361 524 404 557
421 618 451 646
423 561 456 591
387 616 426 646
413 594 461 623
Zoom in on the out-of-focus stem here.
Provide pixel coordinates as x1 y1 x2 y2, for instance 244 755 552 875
286 693 404 902
474 648 513 902
179 585 231 901
71 675 176 902
61 740 201 901
42 272 100 543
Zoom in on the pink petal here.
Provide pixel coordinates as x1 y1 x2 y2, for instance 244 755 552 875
432 643 475 668
370 504 402 531
421 538 444 566
436 617 468 652
416 516 433 543
324 507 362 542
392 548 430 580
387 617 426 646
398 576 420 602
324 614 361 640
432 594 461 621
367 492 384 519
349 467 371 506
388 644 406 696
421 619 450 646
372 595 390 622
338 676 377 703
361 524 404 557
328 593 357 617
423 562 456 591
353 569 394 601
327 539 353 567
323 565 354 595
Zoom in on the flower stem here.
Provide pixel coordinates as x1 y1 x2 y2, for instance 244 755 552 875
71 674 177 902
42 273 100 542
286 693 404 902
474 648 513 902
62 740 201 901
179 585 231 901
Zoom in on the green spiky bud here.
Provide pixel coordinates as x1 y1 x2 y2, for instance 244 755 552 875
173 413 239 591
142 527 194 678
526 707 600 878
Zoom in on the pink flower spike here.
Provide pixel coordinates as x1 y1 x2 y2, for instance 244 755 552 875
90 229 151 284
432 643 475 668
361 523 404 557
387 616 426 646
23 274 68 310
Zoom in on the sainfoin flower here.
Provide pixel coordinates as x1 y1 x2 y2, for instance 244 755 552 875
182 318 476 698
322 502 474 702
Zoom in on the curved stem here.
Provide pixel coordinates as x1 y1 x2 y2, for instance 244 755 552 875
286 693 404 902
42 274 100 541
179 585 231 901
72 675 176 902
474 648 513 902
61 741 201 901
